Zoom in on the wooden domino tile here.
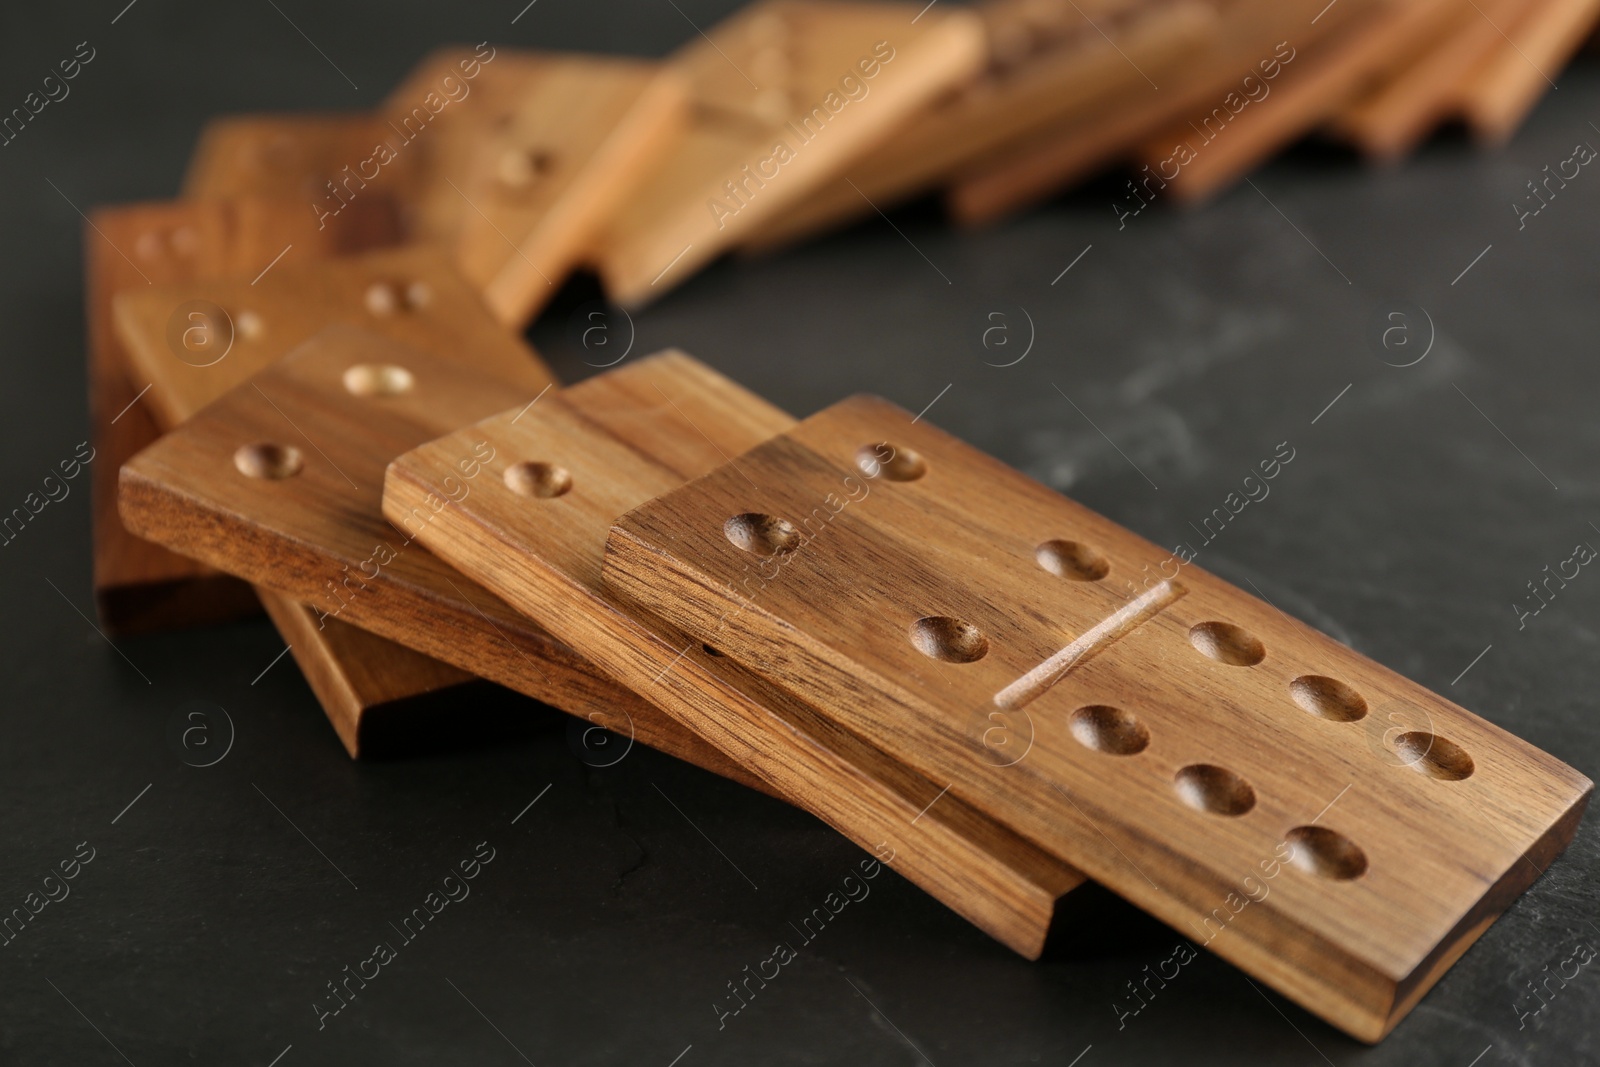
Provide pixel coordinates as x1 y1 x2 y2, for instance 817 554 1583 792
383 353 1085 958
1453 0 1600 145
943 0 1359 226
182 51 687 326
86 197 394 634
594 0 986 306
382 48 688 326
184 112 413 208
1327 0 1536 162
110 243 616 756
116 326 767 790
1129 0 1460 203
114 244 541 432
92 201 475 754
744 0 1216 252
112 238 545 753
601 394 1591 1040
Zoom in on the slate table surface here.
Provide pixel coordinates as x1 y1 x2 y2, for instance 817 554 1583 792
1 1 1596 1064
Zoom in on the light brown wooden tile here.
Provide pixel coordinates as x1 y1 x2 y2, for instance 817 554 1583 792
745 0 1215 251
86 197 393 634
383 48 688 325
385 354 1086 958
117 326 770 789
604 393 1590 1040
594 0 987 305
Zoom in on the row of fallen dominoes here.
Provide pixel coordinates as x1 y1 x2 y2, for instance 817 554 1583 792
87 0 1590 1046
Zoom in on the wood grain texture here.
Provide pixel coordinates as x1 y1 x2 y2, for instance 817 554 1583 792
1453 0 1600 144
116 326 764 789
113 243 527 754
604 394 1591 1040
593 0 987 306
944 0 1360 225
383 48 689 326
384 354 1085 958
86 198 393 633
1329 0 1540 161
744 0 1216 252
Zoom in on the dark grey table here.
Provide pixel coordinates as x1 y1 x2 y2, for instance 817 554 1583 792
2 1 1595 1063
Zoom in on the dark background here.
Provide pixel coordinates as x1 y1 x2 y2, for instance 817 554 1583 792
2 1 1597 1064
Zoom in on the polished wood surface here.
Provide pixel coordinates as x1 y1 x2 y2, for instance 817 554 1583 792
117 326 766 787
604 393 1591 1040
112 242 529 754
384 353 1085 957
86 197 392 633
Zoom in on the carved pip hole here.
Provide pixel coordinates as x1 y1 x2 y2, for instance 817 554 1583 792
498 148 557 188
365 280 431 316
503 461 572 499
1285 825 1368 880
1174 763 1255 816
234 443 304 480
909 616 989 663
136 226 198 262
723 513 800 557
343 363 415 398
1189 621 1266 666
1290 675 1367 722
1393 731 1475 781
856 442 926 482
1068 705 1149 755
235 310 265 340
1035 539 1110 581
